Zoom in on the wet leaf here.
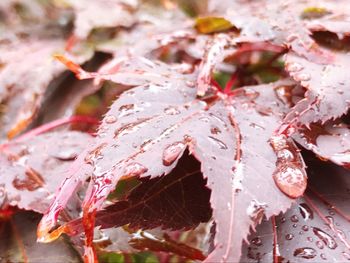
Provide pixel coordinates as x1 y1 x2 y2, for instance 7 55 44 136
38 56 304 262
0 131 92 213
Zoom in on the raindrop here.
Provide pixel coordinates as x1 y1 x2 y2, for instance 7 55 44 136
105 115 117 124
52 148 78 161
342 252 350 260
246 200 267 224
208 136 228 150
251 237 262 246
295 73 311 82
307 237 313 242
293 247 317 259
13 168 43 191
316 240 324 249
299 203 314 220
119 104 134 112
293 223 298 228
164 107 180 115
291 215 299 222
285 234 294 240
320 253 327 260
287 62 303 72
210 126 221 135
273 164 307 199
313 227 338 249
162 142 186 166
123 162 148 178
280 217 286 223
302 225 309 231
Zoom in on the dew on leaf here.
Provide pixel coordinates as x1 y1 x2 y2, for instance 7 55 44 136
290 215 299 222
293 247 317 259
164 106 180 115
285 233 294 240
207 136 228 150
299 203 314 221
162 142 186 166
313 227 338 249
123 162 148 178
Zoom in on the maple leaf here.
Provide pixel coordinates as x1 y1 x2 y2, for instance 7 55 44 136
65 0 138 40
0 211 81 263
38 56 307 262
0 37 93 140
0 131 92 213
293 122 350 168
241 156 350 262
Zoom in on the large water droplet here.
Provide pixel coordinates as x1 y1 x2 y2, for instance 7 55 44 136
273 164 307 198
123 162 148 178
299 203 314 220
293 247 317 259
162 142 186 166
208 136 228 150
313 227 338 249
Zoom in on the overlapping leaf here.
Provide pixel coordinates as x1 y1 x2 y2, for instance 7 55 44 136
241 156 350 262
0 131 91 213
38 56 306 262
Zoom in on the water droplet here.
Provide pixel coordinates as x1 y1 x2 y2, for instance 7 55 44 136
85 143 106 165
285 234 294 240
302 225 309 231
293 247 317 259
316 240 324 249
287 62 303 72
293 223 298 228
13 168 43 191
299 203 314 220
342 252 350 260
0 185 6 207
105 115 117 124
208 136 228 150
164 106 180 115
119 104 134 112
210 126 221 134
123 162 148 178
162 142 186 166
307 237 313 242
247 200 267 224
320 253 327 260
295 73 311 82
251 237 262 246
52 148 78 161
280 217 286 223
291 215 299 222
273 164 307 199
313 227 338 249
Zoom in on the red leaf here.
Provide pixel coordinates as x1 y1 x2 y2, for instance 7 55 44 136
38 58 305 262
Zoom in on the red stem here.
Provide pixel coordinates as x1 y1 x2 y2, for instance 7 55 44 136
271 216 279 263
224 71 238 94
0 115 99 148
